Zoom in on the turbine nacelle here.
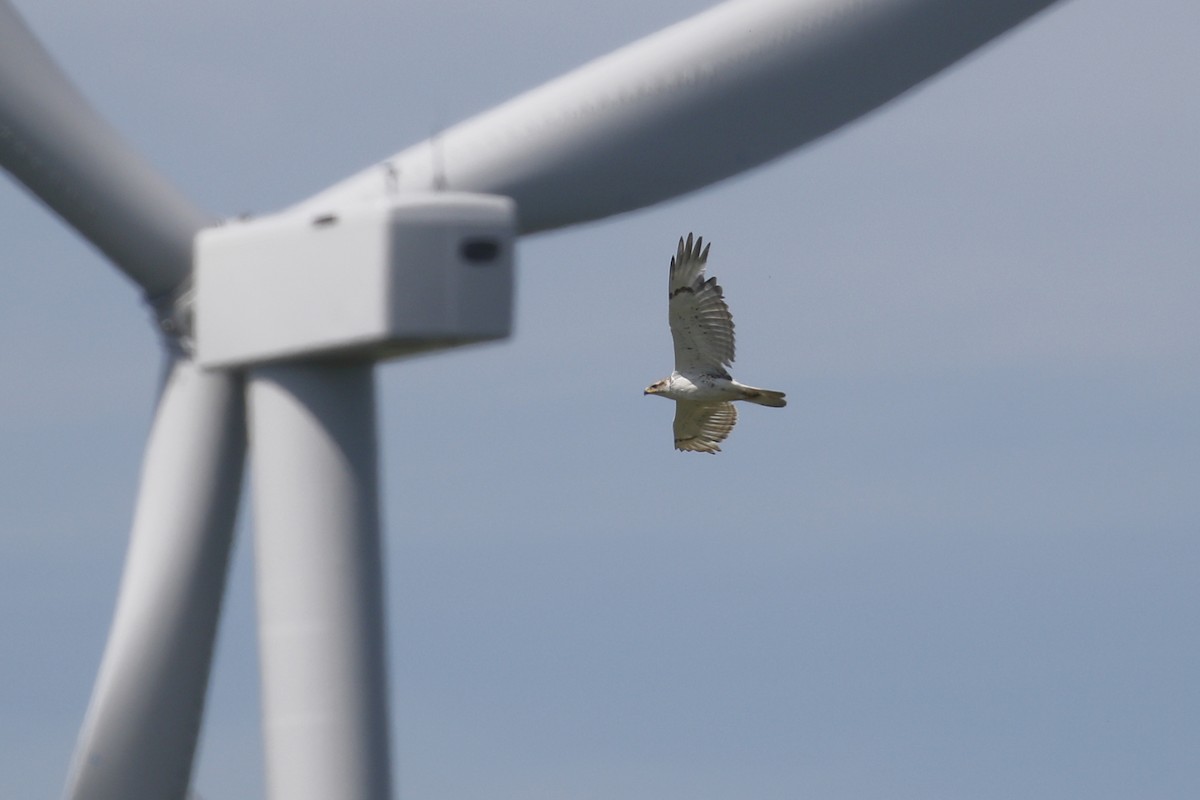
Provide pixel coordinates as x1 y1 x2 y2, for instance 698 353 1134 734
194 192 515 369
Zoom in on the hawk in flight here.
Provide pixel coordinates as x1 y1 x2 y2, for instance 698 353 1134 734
645 234 786 453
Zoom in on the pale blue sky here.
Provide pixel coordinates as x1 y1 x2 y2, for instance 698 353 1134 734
2 1 1198 798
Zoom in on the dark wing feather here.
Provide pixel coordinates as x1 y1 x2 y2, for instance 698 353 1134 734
673 401 738 453
668 233 735 376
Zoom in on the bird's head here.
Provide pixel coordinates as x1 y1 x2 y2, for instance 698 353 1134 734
644 379 668 397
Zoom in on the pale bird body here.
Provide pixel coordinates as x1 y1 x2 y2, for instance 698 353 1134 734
645 234 786 453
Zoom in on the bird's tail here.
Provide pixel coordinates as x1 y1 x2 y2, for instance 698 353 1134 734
739 386 787 408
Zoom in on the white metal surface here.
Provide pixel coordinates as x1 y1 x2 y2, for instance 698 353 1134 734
196 193 515 369
249 364 392 800
0 0 209 297
295 0 1062 233
63 360 245 800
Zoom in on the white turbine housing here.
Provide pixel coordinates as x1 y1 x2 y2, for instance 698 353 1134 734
194 192 515 369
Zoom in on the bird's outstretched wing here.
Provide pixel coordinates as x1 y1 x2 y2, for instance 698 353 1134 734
668 233 735 376
673 401 737 453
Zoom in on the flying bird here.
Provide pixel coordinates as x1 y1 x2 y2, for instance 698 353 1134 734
644 233 786 453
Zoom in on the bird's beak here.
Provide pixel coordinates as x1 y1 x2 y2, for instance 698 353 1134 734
643 387 654 395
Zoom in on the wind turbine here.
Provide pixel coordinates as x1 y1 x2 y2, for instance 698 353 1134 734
0 1 1064 797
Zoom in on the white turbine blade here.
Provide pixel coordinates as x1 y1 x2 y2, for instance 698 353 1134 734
295 0 1061 232
64 358 246 800
1 4 246 794
0 0 209 297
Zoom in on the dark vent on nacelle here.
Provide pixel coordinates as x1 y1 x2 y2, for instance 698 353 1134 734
460 237 501 264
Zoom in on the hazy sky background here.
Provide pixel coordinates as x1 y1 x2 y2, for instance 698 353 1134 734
1 1 1198 798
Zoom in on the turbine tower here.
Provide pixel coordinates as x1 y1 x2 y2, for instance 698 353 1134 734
0 1 1063 797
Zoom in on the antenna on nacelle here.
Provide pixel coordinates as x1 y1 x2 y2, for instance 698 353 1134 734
430 126 449 191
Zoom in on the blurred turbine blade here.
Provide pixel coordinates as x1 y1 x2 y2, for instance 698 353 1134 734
0 0 210 297
64 358 246 800
295 0 1062 232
